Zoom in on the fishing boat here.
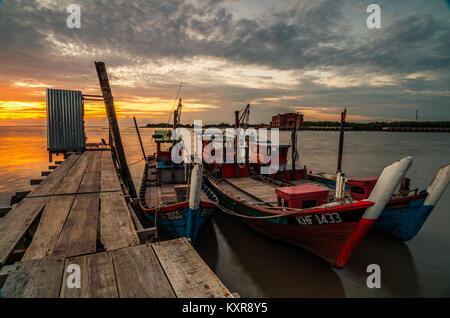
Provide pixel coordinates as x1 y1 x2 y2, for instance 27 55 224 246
202 106 413 268
275 108 450 241
206 156 413 268
301 165 450 241
138 99 218 242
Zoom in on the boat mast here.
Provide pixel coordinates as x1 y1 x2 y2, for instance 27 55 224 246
335 108 347 200
337 108 346 173
291 113 299 180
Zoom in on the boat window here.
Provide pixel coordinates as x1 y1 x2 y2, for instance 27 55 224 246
302 200 317 209
350 186 365 194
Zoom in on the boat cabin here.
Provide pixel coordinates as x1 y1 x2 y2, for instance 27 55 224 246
152 129 185 184
275 184 329 209
347 177 378 201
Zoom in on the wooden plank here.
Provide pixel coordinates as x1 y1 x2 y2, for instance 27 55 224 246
110 244 175 298
22 155 90 261
101 151 122 192
53 193 99 258
0 155 80 265
1 256 65 298
60 252 118 298
152 238 233 298
100 192 139 251
21 196 75 261
29 154 80 197
0 197 47 265
30 179 43 185
78 151 102 193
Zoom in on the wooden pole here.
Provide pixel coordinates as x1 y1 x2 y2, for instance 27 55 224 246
94 61 137 198
291 117 297 180
133 117 146 159
336 108 346 173
234 110 240 178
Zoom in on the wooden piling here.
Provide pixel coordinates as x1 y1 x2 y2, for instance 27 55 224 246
94 61 137 198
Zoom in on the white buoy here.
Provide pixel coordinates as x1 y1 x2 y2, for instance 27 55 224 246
363 156 414 220
424 164 450 206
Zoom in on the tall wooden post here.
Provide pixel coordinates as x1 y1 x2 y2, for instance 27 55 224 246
133 117 146 159
336 108 347 173
95 61 137 198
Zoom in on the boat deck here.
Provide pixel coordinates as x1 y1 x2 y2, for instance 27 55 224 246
0 150 232 298
215 175 335 206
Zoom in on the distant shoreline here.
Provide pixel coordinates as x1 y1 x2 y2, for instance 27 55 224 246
143 121 450 132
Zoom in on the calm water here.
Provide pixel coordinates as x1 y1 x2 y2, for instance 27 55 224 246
0 126 449 297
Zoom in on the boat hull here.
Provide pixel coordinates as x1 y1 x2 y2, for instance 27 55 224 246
143 202 214 242
308 173 432 241
208 178 376 268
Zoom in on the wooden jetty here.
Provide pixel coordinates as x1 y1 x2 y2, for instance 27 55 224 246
0 150 232 298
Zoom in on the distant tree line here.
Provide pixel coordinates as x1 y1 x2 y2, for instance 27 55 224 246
145 121 450 131
303 121 450 131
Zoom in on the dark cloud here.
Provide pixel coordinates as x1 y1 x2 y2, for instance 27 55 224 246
0 0 449 122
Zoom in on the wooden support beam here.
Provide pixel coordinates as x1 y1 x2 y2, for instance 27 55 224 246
30 179 43 185
136 227 157 243
94 61 137 198
10 191 31 205
0 206 11 217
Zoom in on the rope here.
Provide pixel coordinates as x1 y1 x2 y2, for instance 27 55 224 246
215 202 305 219
128 158 144 167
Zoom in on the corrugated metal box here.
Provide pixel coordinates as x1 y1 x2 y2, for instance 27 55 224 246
46 88 85 152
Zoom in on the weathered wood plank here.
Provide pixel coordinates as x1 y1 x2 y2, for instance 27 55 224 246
0 155 80 265
101 151 122 192
21 196 75 261
1 256 65 298
60 252 118 298
22 155 90 261
100 192 139 251
53 193 99 258
110 244 175 298
78 151 102 193
152 238 233 298
29 154 80 197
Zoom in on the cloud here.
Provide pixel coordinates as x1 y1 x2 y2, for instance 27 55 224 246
0 0 449 123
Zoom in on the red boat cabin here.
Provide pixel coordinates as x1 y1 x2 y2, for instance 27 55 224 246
347 177 378 201
275 184 329 209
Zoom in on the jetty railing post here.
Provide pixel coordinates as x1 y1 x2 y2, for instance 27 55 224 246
133 116 146 159
94 61 137 198
336 108 346 173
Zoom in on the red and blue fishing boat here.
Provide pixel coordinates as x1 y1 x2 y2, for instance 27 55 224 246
138 99 218 242
303 165 449 241
206 156 413 268
282 109 450 241
203 106 413 268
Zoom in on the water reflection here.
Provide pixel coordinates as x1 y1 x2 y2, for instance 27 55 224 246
198 212 345 297
0 126 448 297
